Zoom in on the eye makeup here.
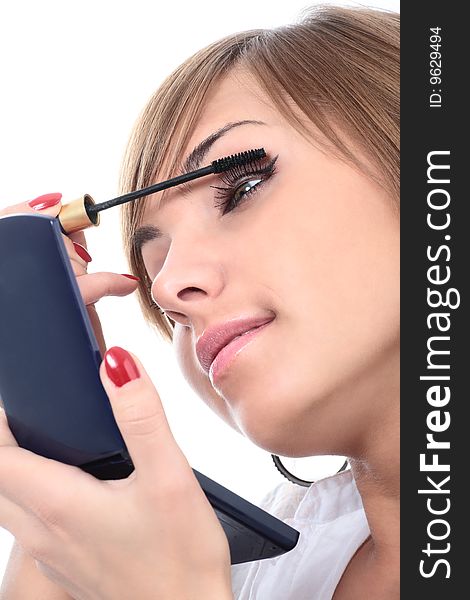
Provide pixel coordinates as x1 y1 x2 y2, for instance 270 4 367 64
211 154 279 216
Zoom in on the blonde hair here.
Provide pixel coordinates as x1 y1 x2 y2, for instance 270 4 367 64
119 5 399 343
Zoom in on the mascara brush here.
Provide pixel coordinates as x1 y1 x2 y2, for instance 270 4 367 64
57 148 266 235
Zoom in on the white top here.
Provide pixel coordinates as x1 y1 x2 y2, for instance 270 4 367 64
231 469 370 600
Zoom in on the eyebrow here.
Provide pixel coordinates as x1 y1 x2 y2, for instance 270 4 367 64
131 119 267 254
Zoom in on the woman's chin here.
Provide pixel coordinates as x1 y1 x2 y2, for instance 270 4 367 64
218 382 313 456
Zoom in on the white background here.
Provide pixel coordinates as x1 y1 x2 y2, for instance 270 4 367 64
0 0 399 581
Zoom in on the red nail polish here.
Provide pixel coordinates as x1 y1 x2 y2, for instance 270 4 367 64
28 192 62 211
121 273 140 281
73 242 92 263
104 346 140 387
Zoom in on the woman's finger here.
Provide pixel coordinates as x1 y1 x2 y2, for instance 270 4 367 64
76 272 139 306
69 257 88 278
0 193 62 219
67 228 88 250
61 234 91 270
99 347 189 486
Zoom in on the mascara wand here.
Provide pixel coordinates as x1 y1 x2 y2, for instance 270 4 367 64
58 148 266 234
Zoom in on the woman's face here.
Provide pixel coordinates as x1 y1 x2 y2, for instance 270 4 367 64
140 70 400 457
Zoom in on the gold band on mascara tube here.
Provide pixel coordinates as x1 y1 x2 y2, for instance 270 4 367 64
58 194 100 234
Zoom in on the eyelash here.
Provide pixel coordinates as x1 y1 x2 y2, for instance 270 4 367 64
210 154 279 216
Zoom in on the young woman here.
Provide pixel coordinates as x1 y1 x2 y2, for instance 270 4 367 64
0 6 399 599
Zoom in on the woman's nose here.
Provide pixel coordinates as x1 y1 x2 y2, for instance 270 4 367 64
150 242 226 323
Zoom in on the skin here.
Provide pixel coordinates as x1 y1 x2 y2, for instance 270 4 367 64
141 70 400 596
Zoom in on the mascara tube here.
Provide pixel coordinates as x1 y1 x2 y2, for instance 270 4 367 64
58 194 100 234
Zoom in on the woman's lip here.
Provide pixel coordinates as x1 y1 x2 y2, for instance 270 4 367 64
196 314 275 373
209 320 272 384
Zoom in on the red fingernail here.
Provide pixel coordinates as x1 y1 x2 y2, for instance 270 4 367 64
121 273 140 281
28 192 62 211
73 242 92 263
104 346 141 387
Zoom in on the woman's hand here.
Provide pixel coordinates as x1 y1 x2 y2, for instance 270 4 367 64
0 192 144 597
0 194 233 598
0 346 232 599
0 192 141 356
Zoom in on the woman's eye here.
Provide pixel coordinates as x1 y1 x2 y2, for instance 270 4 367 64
212 177 263 215
211 154 278 216
232 177 262 204
237 178 262 196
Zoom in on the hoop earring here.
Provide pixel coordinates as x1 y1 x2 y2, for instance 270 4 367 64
271 454 349 487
